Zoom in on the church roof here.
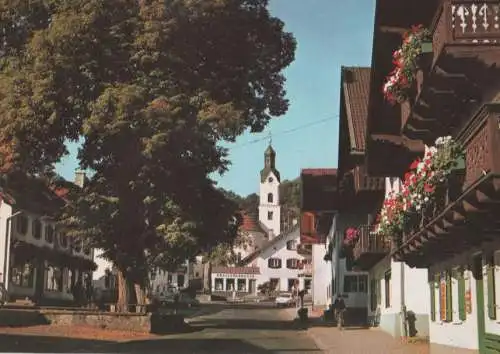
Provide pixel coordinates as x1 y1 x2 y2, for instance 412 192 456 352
240 212 265 233
238 224 300 265
260 167 280 183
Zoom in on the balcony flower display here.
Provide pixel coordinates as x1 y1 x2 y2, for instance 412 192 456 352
344 227 360 246
383 25 432 104
377 136 464 240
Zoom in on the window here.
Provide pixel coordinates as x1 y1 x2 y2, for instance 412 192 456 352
10 262 34 288
286 240 297 250
45 224 54 243
286 258 300 269
344 275 358 293
268 177 273 183
167 273 172 283
358 275 367 292
16 216 28 235
237 279 246 291
226 278 235 291
177 274 185 288
304 279 312 290
269 278 280 291
215 278 223 291
268 258 281 269
288 278 298 291
32 219 42 240
344 274 369 293
267 193 273 203
45 265 63 292
268 211 273 220
385 270 391 308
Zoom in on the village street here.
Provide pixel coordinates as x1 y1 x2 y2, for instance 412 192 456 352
0 302 432 353
0 303 319 353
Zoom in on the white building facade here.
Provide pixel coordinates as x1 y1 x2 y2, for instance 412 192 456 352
0 173 96 305
367 177 430 338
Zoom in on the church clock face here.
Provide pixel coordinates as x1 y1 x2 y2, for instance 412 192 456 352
268 177 273 183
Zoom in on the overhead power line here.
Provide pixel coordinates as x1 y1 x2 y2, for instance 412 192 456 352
229 115 338 150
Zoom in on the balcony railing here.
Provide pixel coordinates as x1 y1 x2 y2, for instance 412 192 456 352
353 165 385 193
352 225 391 270
394 109 500 266
400 0 500 138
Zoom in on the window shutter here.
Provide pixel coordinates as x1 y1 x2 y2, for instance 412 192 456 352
429 277 436 322
446 271 452 322
487 260 497 320
439 273 446 321
458 269 466 321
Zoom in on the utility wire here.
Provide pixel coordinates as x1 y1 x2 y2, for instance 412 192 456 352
229 115 338 150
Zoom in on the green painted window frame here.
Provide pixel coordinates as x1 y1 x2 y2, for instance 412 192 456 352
445 271 452 322
487 256 497 320
430 275 437 322
457 268 466 321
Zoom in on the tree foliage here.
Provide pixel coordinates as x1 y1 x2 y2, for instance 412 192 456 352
0 0 296 307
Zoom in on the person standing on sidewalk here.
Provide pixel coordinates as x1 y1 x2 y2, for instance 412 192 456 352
333 295 346 330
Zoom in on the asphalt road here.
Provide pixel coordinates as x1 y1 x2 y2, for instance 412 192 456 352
0 303 321 353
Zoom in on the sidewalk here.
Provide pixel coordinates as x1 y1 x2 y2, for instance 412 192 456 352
283 307 429 354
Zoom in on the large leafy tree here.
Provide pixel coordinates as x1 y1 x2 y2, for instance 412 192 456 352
0 0 295 310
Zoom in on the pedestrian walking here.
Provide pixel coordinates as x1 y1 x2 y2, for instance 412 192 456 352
332 295 346 330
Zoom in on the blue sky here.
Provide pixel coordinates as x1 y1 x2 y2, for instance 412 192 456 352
56 0 376 197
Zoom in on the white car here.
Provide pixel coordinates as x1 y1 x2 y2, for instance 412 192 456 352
275 293 295 307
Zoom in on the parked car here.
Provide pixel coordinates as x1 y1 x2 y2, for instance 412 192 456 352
275 293 295 307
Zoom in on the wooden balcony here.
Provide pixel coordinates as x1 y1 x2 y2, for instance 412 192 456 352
353 165 385 193
401 0 500 144
353 225 390 270
394 108 500 267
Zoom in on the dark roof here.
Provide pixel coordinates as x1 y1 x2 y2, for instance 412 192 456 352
341 67 371 153
239 224 300 265
212 266 260 275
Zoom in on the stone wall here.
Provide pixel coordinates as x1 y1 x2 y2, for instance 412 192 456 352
42 310 151 332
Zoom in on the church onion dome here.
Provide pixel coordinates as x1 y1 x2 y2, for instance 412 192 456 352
265 145 276 156
260 144 280 183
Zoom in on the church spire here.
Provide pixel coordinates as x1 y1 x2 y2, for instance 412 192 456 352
260 137 280 183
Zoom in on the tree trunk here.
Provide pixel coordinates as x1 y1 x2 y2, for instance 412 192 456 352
134 282 146 308
116 268 128 312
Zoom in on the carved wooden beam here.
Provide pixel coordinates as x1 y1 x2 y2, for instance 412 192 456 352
379 26 407 35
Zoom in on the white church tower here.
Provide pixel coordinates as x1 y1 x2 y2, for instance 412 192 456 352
258 143 281 238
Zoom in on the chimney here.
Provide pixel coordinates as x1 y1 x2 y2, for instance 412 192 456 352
74 170 86 188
